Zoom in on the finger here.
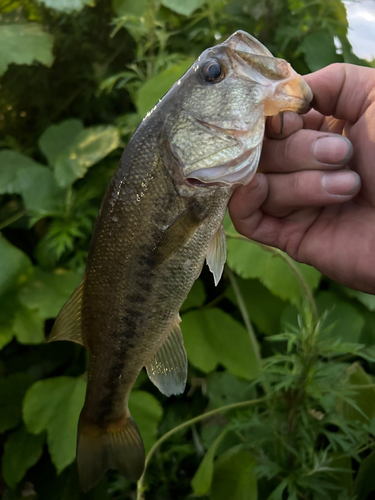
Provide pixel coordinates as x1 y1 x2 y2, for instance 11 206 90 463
261 170 361 217
265 111 303 139
304 63 375 122
302 109 346 134
229 173 267 221
259 130 353 173
229 178 321 251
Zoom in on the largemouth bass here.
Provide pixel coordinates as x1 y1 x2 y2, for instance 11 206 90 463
50 30 312 491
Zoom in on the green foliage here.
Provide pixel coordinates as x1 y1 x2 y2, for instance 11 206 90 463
2 425 45 487
1 0 374 499
23 376 87 473
0 22 54 77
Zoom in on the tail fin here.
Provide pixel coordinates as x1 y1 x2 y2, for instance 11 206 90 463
77 411 145 492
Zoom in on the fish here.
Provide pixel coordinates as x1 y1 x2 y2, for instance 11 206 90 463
49 30 312 492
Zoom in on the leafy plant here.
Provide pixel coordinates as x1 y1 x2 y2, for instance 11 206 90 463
1 0 375 499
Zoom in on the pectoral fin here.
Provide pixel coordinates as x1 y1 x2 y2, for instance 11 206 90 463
152 202 207 266
48 279 85 347
145 315 188 396
206 224 226 286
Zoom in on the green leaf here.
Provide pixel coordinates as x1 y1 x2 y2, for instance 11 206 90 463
0 234 33 296
0 150 67 216
206 371 255 409
317 292 364 343
129 390 163 454
35 0 94 13
182 309 259 379
137 58 195 117
354 450 375 499
337 362 375 423
301 31 341 72
226 237 320 306
53 125 121 187
226 278 287 335
38 119 84 166
19 268 82 319
344 287 375 312
12 304 45 344
112 0 147 16
181 279 206 312
162 0 205 16
0 373 34 433
23 376 86 473
2 425 45 488
191 428 228 495
0 22 54 77
210 448 257 500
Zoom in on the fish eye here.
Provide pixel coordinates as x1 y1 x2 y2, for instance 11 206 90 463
202 60 225 83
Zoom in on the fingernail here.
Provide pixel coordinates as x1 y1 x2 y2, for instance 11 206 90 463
238 174 260 195
270 115 283 135
322 171 360 195
313 136 352 165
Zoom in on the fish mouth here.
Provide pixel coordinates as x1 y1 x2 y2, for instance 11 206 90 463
186 145 261 187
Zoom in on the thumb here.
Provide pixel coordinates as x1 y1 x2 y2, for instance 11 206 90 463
304 63 375 122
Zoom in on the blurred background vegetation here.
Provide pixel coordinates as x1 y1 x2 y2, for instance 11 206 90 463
1 0 375 499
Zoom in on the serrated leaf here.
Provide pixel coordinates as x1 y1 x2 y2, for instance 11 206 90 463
191 428 228 495
0 373 34 432
181 279 206 312
162 0 205 16
226 237 320 306
38 119 84 166
0 234 33 296
19 268 82 319
0 150 67 216
2 425 45 488
301 31 341 72
0 22 54 76
137 58 195 116
35 0 94 13
23 376 86 473
317 292 364 343
12 304 45 344
53 125 121 187
210 448 257 500
182 308 259 379
129 390 163 454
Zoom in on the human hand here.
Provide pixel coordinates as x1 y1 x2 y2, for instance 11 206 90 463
229 63 375 294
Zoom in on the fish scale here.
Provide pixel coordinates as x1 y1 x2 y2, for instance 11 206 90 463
48 30 313 491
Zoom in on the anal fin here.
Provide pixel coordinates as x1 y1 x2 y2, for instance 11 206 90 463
48 278 85 346
206 224 226 286
145 315 188 396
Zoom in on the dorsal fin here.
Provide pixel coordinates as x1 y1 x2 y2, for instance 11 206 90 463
145 315 187 396
206 224 226 286
48 279 85 347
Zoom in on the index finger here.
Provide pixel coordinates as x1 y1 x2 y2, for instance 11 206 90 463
304 63 375 122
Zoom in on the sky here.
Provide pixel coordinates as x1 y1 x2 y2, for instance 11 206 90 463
344 0 375 60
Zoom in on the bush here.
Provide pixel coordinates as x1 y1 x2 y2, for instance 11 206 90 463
1 1 375 499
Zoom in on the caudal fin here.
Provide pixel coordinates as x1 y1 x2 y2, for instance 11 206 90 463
77 411 145 492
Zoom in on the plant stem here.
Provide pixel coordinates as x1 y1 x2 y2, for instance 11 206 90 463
0 209 27 231
136 396 270 500
225 232 318 325
226 266 261 369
